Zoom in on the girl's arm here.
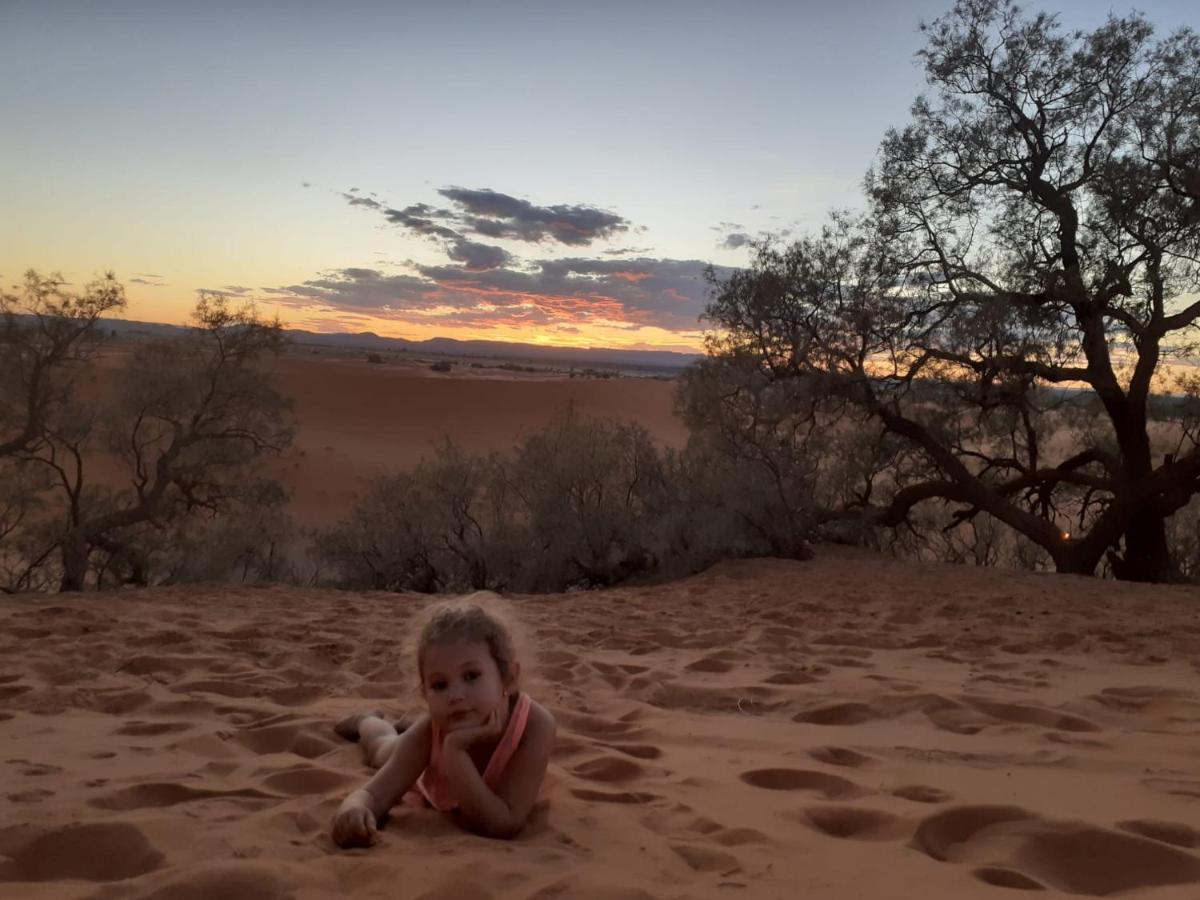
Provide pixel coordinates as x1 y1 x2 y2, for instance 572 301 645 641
441 703 556 839
342 715 433 820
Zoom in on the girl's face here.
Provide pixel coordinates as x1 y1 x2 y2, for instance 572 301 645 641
420 640 511 733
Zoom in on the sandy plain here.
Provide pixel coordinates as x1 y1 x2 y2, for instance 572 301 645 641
265 352 687 529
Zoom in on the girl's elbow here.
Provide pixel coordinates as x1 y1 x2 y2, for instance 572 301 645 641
488 819 524 840
469 810 524 840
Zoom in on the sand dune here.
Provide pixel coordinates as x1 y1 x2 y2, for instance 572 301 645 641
2 547 1200 898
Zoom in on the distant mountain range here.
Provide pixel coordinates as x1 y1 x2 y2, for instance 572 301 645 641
98 318 703 370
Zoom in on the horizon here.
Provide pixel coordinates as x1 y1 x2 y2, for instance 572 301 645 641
3 0 1196 353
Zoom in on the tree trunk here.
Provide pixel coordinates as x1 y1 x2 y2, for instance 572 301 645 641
59 537 89 592
1109 510 1176 583
1052 546 1102 578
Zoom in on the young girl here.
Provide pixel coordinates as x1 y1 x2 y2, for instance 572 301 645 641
331 599 556 845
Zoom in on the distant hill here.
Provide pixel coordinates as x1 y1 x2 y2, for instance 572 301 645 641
94 318 702 370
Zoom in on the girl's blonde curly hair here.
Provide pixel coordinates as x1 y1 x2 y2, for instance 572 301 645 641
414 593 519 686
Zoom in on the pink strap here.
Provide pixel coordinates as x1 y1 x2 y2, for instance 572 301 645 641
418 692 531 811
482 692 531 787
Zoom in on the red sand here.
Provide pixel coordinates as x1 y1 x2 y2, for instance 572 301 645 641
2 549 1200 898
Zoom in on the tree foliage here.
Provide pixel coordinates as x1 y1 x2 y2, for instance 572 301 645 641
1 279 294 591
705 0 1200 581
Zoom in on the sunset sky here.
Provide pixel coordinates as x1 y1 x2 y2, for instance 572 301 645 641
2 1 1195 352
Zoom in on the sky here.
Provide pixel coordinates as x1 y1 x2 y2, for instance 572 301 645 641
2 1 1196 352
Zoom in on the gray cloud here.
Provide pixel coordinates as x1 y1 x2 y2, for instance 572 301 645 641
381 203 461 240
721 232 752 249
341 192 383 210
269 255 728 334
266 268 442 310
342 185 629 248
440 187 627 246
447 240 513 271
602 246 655 256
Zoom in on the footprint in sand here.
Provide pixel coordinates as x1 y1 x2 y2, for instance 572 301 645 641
739 768 865 799
0 822 164 882
792 702 878 726
571 756 645 783
807 746 876 768
113 720 193 737
913 805 1200 896
260 764 354 796
1117 820 1200 849
124 862 298 900
964 697 1101 733
670 842 742 874
790 806 905 841
1142 776 1200 799
891 784 952 804
684 654 737 674
568 787 659 804
762 669 821 685
89 782 280 811
599 743 662 760
232 722 340 759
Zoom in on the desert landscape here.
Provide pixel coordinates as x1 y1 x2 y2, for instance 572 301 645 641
266 350 688 529
3 547 1200 898
6 1 1200 896
83 346 688 532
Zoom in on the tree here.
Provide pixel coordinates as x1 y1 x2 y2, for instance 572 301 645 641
7 289 294 590
1 270 126 457
706 1 1200 581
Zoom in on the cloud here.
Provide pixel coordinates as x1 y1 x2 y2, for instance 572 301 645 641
438 187 628 246
381 203 461 240
721 232 752 249
447 240 513 271
342 185 628 248
266 269 442 313
602 246 655 256
341 191 383 210
268 255 729 334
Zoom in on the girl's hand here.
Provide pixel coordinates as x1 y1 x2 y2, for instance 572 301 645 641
444 706 505 753
332 804 378 848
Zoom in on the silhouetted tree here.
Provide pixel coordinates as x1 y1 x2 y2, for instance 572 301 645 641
7 291 293 590
706 1 1200 581
1 270 125 457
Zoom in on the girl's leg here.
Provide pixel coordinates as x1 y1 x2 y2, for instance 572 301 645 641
359 716 402 769
334 711 402 769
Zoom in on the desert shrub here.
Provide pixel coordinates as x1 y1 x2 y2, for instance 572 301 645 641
316 410 677 592
317 400 847 594
508 409 667 589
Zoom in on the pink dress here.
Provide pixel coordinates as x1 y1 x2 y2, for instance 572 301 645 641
417 692 532 811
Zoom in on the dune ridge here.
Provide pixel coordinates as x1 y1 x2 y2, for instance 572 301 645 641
2 547 1199 898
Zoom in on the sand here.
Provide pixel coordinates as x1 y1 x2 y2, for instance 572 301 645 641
2 547 1200 898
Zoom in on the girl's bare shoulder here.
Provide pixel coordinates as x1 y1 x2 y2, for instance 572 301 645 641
524 698 556 740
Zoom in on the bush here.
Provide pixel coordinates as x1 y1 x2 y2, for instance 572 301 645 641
314 404 827 594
